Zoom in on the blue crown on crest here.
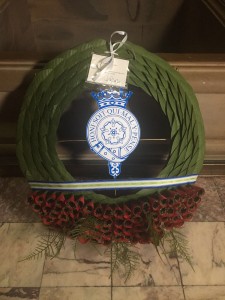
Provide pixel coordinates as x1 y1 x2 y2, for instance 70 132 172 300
91 89 133 109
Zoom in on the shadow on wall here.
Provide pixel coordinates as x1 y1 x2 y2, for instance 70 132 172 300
1 0 224 55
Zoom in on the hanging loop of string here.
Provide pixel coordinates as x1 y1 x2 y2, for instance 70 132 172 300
92 31 128 81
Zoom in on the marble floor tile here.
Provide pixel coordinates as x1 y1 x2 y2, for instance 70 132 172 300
208 176 225 205
0 287 39 300
0 178 39 222
41 238 111 287
213 176 225 187
112 243 181 287
178 222 225 285
0 223 45 287
214 186 225 210
184 286 225 300
192 177 225 221
113 287 185 300
196 176 216 190
39 287 111 300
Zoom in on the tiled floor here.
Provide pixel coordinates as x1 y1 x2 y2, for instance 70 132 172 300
0 177 225 300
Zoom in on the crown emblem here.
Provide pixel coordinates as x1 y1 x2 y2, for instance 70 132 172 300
91 89 133 109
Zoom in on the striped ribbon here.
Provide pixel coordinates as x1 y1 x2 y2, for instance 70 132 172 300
29 175 198 191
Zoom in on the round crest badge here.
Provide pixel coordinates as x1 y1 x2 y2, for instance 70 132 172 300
86 89 140 178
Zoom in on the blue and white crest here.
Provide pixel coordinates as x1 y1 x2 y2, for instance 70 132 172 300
86 89 140 178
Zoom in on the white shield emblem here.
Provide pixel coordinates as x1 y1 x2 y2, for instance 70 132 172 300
86 89 140 178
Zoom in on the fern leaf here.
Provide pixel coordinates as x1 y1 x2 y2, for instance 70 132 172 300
111 242 141 283
161 229 194 271
19 229 66 262
170 231 194 270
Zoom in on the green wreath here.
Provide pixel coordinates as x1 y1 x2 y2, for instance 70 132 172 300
17 39 204 203
16 39 205 247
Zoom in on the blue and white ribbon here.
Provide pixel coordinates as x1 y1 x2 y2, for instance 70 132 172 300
29 175 198 191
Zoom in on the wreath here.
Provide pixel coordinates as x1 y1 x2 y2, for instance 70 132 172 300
17 38 205 247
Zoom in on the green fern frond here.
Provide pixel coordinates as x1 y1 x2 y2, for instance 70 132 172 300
70 216 103 258
19 229 66 262
110 242 141 283
161 229 194 270
71 234 102 259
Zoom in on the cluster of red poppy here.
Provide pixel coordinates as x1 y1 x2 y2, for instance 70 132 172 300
28 185 204 245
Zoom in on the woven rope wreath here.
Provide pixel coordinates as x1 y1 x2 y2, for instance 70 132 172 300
17 39 205 244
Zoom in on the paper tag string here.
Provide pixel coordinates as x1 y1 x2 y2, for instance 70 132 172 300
92 31 128 81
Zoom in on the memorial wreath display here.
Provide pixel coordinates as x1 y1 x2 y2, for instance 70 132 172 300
17 32 205 277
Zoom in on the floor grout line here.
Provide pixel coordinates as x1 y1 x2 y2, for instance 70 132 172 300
111 244 113 300
176 255 186 300
38 253 47 299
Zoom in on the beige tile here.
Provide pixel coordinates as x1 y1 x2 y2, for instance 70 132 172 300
184 286 225 300
39 287 111 300
113 287 185 300
0 223 45 287
179 222 225 285
0 178 39 222
213 176 225 209
192 177 225 221
41 239 111 287
0 287 39 300
112 243 181 286
216 188 225 210
214 176 225 187
196 176 216 190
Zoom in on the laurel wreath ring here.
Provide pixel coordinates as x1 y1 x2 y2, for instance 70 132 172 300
17 39 204 204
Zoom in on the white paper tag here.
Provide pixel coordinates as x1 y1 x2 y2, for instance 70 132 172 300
87 54 129 87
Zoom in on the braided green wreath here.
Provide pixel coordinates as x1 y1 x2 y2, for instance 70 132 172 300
17 39 205 244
